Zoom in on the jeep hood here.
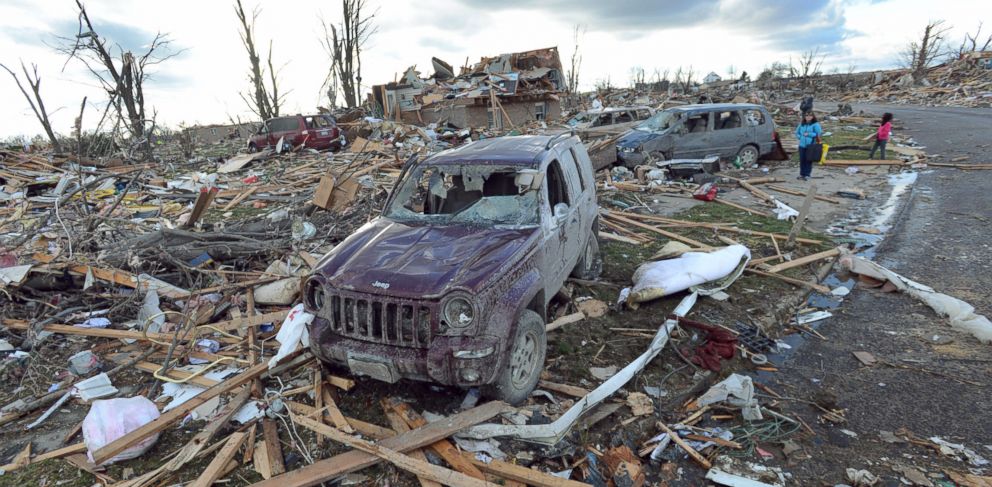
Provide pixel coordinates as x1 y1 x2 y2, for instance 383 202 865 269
314 218 538 299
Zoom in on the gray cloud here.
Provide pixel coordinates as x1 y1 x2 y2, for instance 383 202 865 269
451 0 850 50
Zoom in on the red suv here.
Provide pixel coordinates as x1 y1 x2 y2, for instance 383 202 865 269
248 114 344 152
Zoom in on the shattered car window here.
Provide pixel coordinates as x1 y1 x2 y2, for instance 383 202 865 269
306 116 335 129
635 110 677 133
386 165 539 226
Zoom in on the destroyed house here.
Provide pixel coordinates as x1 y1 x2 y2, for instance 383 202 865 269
370 47 564 129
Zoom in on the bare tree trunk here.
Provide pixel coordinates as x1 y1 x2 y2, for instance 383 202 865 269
1 61 62 153
60 0 179 160
235 0 274 120
326 0 376 109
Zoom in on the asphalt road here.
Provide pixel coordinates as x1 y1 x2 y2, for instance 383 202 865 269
771 104 992 485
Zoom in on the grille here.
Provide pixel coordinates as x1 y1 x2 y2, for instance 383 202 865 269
323 290 434 348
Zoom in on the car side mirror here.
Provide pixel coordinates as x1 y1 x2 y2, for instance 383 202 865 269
553 203 569 226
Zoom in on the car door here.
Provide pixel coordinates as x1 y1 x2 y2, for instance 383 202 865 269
540 158 580 291
557 146 589 268
674 110 714 159
713 110 749 158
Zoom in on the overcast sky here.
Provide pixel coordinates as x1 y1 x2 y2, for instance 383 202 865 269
0 0 988 139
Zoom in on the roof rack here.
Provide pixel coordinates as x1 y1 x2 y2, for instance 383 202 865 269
545 131 574 150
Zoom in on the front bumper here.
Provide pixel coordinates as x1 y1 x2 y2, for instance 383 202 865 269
309 316 502 387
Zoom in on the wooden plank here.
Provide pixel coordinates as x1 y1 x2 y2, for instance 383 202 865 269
786 184 817 247
1 321 240 345
537 380 590 398
745 268 831 294
211 310 289 332
766 184 841 204
545 312 585 332
31 253 189 298
222 186 258 211
822 159 908 166
386 401 486 481
739 180 776 204
382 408 444 487
314 369 324 447
189 431 248 487
253 440 273 479
712 198 772 217
466 454 590 487
91 349 310 465
134 361 219 387
290 414 498 487
327 374 355 391
599 232 642 245
764 247 841 274
603 212 711 249
615 211 823 245
261 419 286 476
184 187 219 228
283 401 395 440
657 423 711 469
249 401 506 487
321 388 355 433
0 442 87 472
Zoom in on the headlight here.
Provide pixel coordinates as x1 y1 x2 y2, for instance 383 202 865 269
620 146 637 153
443 296 474 328
304 278 325 311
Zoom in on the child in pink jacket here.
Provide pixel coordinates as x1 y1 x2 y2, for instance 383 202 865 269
869 113 893 160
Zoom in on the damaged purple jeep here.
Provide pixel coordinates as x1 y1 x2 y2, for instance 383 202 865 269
304 134 601 404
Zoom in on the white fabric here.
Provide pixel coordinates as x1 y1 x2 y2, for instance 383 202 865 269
268 303 314 368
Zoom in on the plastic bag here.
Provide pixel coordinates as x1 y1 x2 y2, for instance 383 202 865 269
819 143 830 163
83 396 161 465
268 303 314 368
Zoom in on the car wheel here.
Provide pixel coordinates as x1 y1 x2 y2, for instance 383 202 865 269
247 142 258 153
485 310 546 406
571 232 602 280
736 145 759 165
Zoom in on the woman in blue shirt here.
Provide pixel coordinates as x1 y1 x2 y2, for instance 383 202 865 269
794 112 823 181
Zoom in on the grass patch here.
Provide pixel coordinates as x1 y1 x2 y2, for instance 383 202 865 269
785 122 877 161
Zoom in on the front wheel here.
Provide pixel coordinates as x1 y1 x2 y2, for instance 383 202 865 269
736 145 759 165
485 310 546 406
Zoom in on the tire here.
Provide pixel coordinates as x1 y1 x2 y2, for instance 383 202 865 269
247 142 258 153
571 231 602 280
485 310 546 406
736 144 760 165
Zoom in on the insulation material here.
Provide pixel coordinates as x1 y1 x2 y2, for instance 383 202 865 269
838 252 992 343
628 245 751 308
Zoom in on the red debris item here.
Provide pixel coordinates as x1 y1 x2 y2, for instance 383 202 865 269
692 182 718 202
252 201 267 209
677 316 738 371
242 175 259 184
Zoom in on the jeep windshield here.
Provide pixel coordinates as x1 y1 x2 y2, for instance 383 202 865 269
635 110 677 134
385 165 540 227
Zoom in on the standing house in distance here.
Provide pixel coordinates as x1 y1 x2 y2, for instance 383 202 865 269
370 47 565 129
186 122 259 145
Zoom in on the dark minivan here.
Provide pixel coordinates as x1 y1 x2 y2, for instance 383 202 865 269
616 103 777 167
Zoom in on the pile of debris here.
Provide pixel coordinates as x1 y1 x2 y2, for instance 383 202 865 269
839 53 992 108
